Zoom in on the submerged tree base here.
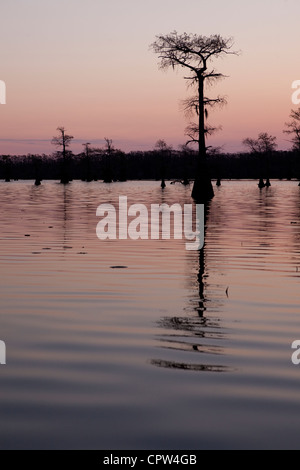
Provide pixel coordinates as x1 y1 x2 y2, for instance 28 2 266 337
192 176 214 202
265 178 271 187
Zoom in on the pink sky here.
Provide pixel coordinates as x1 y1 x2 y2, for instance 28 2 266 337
0 0 299 155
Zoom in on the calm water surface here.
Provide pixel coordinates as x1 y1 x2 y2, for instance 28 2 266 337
0 180 300 449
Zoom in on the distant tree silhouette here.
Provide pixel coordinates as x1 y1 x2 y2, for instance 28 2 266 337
117 151 127 182
151 31 237 202
154 139 172 188
284 109 300 184
32 155 42 185
103 138 114 183
243 133 277 188
207 146 223 185
51 127 74 184
82 142 93 182
2 155 11 182
178 144 193 185
2 147 299 182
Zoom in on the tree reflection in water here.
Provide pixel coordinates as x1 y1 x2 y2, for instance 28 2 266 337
151 203 231 372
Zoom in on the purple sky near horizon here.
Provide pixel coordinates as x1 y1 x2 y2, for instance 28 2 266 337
0 0 299 155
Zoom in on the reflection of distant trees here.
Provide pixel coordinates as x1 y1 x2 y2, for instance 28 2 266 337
290 189 300 263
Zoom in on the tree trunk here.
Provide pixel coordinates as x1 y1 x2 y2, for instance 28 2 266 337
191 75 214 202
60 133 69 184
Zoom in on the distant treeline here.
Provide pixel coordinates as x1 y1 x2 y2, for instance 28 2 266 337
1 149 299 181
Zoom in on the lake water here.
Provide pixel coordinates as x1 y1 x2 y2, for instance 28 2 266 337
0 180 300 450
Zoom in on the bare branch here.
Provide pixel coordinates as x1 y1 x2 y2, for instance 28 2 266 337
181 95 227 118
51 126 74 148
185 121 221 142
150 31 238 82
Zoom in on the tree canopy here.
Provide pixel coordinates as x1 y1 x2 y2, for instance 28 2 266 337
243 133 277 154
284 109 300 152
